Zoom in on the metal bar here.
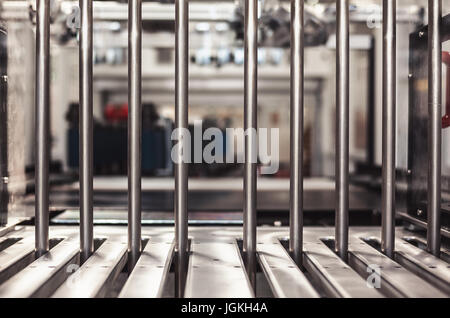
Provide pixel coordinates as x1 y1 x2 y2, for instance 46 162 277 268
0 39 9 227
0 238 79 298
79 0 94 263
35 0 50 257
0 217 29 237
257 241 319 298
174 0 189 297
119 241 174 298
394 238 450 294
0 236 35 285
289 0 304 266
398 211 450 239
427 0 442 257
128 0 143 271
348 238 446 298
53 239 128 298
335 0 349 261
243 0 258 286
303 242 383 298
381 0 397 258
184 241 254 298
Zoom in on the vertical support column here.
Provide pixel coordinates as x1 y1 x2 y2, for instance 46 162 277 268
335 0 349 261
35 0 50 257
244 0 258 285
0 30 9 227
381 0 397 259
79 0 94 263
427 0 442 257
128 0 142 270
289 0 304 266
175 0 189 297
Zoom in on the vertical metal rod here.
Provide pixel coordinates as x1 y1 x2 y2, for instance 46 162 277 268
244 0 257 285
128 0 142 270
175 0 189 297
289 0 304 266
79 0 94 263
35 0 50 257
381 0 396 259
427 0 442 257
335 0 349 261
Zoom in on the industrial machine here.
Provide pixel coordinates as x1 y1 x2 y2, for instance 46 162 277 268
0 0 448 298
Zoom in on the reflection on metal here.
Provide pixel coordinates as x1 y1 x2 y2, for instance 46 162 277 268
53 239 127 298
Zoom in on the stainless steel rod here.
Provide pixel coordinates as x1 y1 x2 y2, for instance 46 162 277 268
244 0 257 284
381 0 396 259
128 0 142 270
175 0 189 297
427 0 442 257
335 0 349 261
79 0 94 263
289 0 304 266
35 0 50 257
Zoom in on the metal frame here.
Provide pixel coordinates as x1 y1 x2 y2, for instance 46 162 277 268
406 3 445 255
23 0 448 298
0 226 446 298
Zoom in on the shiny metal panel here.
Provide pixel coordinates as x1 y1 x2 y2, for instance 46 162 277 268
0 238 79 298
348 237 446 298
394 238 450 294
184 241 254 298
257 241 319 298
0 227 445 298
53 239 127 298
119 240 174 298
303 241 382 298
0 237 35 284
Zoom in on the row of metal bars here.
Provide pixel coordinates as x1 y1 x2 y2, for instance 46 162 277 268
33 0 442 292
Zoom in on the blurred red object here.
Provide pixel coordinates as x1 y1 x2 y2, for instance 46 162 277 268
104 103 128 123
